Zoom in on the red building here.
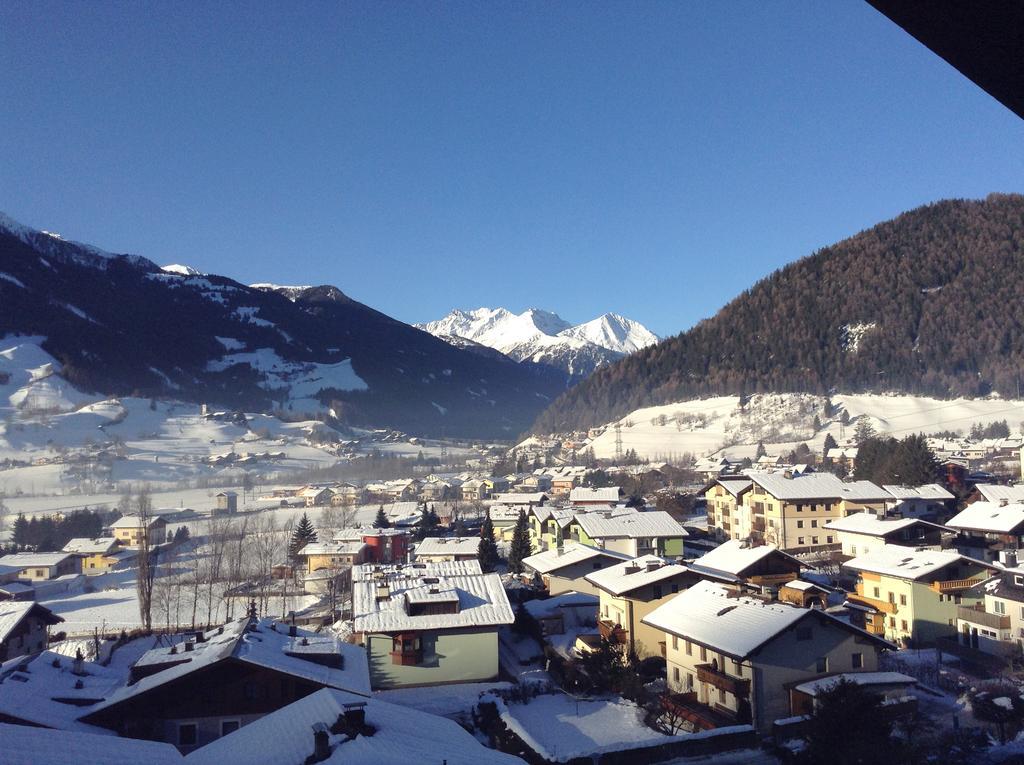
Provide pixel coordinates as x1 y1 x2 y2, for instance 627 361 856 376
336 528 410 564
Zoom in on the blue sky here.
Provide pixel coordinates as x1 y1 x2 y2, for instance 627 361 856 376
2 2 1022 338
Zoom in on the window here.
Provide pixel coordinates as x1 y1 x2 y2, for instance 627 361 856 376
718 687 726 703
901 620 908 632
826 536 833 543
798 537 805 545
178 724 198 747
1015 575 1023 586
811 520 818 528
851 545 857 554
852 652 863 669
815 657 828 673
732 659 743 674
672 635 679 650
889 617 896 628
811 537 819 545
888 592 895 604
673 666 680 683
700 646 707 661
994 601 1007 615
797 520 804 529
796 504 804 513
873 587 880 598
686 640 693 656
671 583 679 593
899 594 907 606
220 720 240 736
652 585 663 599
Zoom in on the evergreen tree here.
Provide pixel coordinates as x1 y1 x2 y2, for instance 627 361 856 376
289 513 317 561
755 441 766 459
416 504 440 540
478 515 500 573
12 513 28 548
798 678 905 764
507 510 532 574
372 506 390 529
822 432 838 455
853 419 877 444
173 526 190 545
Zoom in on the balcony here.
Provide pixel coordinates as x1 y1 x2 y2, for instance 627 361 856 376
660 693 740 732
597 619 628 644
847 592 898 614
957 604 1011 631
390 648 422 666
696 663 750 698
931 578 980 593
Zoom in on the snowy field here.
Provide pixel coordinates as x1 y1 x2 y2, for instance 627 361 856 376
581 392 1024 460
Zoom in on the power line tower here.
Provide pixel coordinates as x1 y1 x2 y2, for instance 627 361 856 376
614 423 623 464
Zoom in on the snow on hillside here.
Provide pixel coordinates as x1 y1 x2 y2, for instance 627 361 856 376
417 307 658 378
574 392 1024 461
161 263 202 276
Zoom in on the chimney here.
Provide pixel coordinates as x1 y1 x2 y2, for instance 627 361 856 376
343 702 367 729
1001 498 1010 507
376 583 391 601
624 564 641 575
289 624 298 638
184 641 194 652
72 648 85 676
1001 549 1018 568
646 561 661 572
311 722 330 762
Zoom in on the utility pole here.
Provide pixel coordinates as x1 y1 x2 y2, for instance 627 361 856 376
614 423 623 464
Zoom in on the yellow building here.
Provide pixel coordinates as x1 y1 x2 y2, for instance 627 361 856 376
844 548 993 646
584 555 724 658
299 541 368 573
700 478 753 541
744 473 888 553
62 538 129 574
643 579 897 735
109 515 168 548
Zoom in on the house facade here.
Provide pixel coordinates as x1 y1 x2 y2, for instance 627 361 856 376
521 543 631 596
0 601 63 661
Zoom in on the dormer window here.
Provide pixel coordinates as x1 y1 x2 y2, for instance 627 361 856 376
1014 575 1023 587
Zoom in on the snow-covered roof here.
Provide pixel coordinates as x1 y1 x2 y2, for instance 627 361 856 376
0 722 182 765
351 560 514 633
522 543 631 575
749 472 887 501
489 505 523 522
584 555 692 596
109 514 166 529
711 478 753 497
569 486 621 503
0 650 122 732
0 551 74 569
492 492 548 505
0 601 61 643
843 549 990 581
523 591 599 619
414 537 481 558
184 687 524 765
87 618 370 716
62 537 120 555
975 484 1024 504
824 513 947 537
298 541 368 557
334 527 408 542
641 580 893 659
574 509 687 541
688 540 802 577
947 501 1024 534
792 671 917 697
883 484 954 501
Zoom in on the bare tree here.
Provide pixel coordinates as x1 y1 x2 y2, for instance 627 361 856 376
135 488 158 631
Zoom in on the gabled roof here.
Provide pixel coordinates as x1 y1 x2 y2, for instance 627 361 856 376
883 484 954 501
521 543 631 575
824 513 948 537
492 492 548 505
843 548 992 581
0 552 75 569
584 555 695 596
84 618 370 717
688 540 803 578
641 580 894 660
748 472 887 502
350 560 514 633
974 484 1024 504
569 486 621 503
109 514 166 529
62 537 120 555
183 687 524 765
0 722 182 765
701 478 753 498
298 541 368 557
947 501 1024 534
414 537 481 558
573 509 687 541
0 601 62 644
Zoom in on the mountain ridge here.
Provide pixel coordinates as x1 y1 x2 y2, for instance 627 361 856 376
532 193 1024 433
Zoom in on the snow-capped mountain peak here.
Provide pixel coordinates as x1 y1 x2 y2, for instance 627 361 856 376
162 263 203 276
417 307 658 380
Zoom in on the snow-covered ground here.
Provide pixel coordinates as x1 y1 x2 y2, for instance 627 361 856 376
378 681 513 718
577 392 1024 461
